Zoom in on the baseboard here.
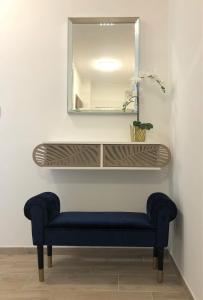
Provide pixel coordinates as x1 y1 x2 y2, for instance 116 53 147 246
169 253 195 300
0 247 35 254
0 246 160 256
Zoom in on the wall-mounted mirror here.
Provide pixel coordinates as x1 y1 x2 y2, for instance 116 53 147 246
67 17 140 114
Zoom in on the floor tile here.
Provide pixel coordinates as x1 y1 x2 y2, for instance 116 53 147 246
0 250 191 300
152 291 190 300
119 273 185 293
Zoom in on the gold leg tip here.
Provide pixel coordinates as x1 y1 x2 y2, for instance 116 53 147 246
39 269 44 282
48 256 52 268
157 271 164 283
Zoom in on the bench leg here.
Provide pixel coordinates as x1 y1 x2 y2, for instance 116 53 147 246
37 245 44 282
153 247 158 269
157 247 164 283
47 245 52 268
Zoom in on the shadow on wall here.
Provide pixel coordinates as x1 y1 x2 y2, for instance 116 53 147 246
49 168 170 185
169 202 184 271
33 168 170 211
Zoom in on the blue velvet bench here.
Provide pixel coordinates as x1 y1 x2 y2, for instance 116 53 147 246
24 192 177 283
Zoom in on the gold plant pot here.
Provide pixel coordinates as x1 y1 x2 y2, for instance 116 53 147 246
130 125 146 142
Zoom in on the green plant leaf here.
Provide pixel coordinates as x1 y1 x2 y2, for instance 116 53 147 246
140 124 146 129
145 123 153 130
132 121 153 130
133 121 141 127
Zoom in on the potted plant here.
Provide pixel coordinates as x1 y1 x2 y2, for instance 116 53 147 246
122 73 166 142
130 121 153 142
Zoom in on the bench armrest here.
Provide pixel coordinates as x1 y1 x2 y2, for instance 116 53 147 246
24 192 60 244
147 192 177 225
146 193 177 246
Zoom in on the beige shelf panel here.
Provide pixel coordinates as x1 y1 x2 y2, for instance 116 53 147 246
33 143 171 169
33 144 100 167
103 144 170 168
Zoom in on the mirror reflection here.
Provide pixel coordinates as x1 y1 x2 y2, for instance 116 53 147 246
68 18 140 114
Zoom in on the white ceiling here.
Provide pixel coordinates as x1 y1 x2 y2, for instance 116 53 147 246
72 23 136 84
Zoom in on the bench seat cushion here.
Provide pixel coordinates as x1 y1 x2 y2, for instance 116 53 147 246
47 212 154 229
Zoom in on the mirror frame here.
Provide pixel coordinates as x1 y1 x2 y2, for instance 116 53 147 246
67 17 140 114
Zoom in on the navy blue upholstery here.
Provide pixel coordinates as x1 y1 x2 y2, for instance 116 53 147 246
24 192 60 223
24 191 177 248
44 228 156 247
147 192 177 246
48 212 153 229
24 192 60 244
147 192 177 225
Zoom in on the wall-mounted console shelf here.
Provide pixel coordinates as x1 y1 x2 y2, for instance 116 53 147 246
33 142 171 170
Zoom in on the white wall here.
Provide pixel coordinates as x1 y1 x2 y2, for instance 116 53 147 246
0 0 169 246
169 0 203 299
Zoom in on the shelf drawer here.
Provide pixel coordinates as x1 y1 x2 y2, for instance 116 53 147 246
33 144 101 167
103 144 170 168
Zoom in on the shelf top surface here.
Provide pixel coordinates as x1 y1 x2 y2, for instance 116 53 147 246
42 141 164 145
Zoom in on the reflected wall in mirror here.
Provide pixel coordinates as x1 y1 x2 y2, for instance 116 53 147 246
68 17 140 114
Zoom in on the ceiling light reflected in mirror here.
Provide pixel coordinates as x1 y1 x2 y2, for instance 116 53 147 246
99 23 115 26
93 58 122 72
